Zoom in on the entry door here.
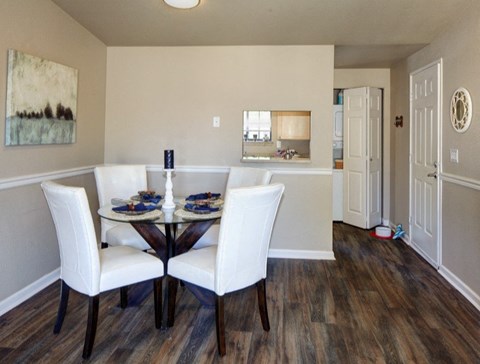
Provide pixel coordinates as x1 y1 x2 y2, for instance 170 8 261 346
410 62 441 267
343 87 382 229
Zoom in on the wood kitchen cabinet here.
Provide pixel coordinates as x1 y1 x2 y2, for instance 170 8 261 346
277 111 310 140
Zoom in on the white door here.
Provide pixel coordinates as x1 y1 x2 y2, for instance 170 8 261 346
343 87 382 229
410 62 441 267
368 88 382 227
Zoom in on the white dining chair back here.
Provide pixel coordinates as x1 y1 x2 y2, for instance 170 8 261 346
225 166 273 190
193 166 273 249
94 165 150 250
167 183 284 356
42 181 100 296
41 180 164 359
215 183 284 295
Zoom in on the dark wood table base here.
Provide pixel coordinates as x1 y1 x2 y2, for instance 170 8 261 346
131 219 217 326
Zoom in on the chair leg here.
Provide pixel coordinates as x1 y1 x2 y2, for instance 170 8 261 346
53 280 70 334
83 295 100 359
120 286 128 309
167 276 179 327
153 278 163 329
256 279 270 331
215 294 226 356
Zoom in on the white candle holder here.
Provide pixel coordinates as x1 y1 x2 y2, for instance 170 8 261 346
162 169 176 211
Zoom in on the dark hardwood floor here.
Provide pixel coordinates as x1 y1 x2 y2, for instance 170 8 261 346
1 223 479 363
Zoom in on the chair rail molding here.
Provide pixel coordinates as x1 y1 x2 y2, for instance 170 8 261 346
441 172 480 190
147 164 332 176
1 164 333 192
0 166 96 191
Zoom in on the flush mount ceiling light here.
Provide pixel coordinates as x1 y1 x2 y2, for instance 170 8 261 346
164 0 200 9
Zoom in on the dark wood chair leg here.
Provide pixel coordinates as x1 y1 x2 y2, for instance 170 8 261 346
257 279 270 331
53 280 70 334
120 286 128 309
100 242 108 249
83 295 100 359
167 276 179 327
215 294 226 356
153 278 163 329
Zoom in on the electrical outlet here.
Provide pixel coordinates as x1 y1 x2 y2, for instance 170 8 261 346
213 116 220 127
450 148 459 163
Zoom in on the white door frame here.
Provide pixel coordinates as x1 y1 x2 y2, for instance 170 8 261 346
409 59 443 268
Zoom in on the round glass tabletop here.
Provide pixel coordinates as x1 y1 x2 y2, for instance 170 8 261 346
97 204 221 225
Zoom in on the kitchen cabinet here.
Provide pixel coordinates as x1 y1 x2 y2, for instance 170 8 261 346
277 111 310 140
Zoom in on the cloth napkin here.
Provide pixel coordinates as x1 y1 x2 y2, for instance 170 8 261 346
186 192 221 201
112 202 156 212
141 194 162 204
184 203 220 213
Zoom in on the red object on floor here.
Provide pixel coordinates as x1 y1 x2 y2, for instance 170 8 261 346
369 231 393 239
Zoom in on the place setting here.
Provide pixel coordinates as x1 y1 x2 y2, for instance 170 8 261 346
175 191 224 219
108 192 163 221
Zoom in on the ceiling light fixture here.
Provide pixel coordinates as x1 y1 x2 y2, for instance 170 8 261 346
164 0 200 9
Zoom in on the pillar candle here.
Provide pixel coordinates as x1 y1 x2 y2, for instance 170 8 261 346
164 150 174 169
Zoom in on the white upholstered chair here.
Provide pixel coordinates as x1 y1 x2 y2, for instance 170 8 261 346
167 183 284 356
41 181 164 359
192 166 273 249
94 165 151 251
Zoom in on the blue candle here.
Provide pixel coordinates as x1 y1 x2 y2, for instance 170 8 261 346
164 150 174 169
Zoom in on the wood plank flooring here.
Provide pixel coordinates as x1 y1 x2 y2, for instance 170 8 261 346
1 223 479 363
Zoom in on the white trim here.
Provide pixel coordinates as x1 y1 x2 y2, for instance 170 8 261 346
147 165 230 174
0 268 60 317
0 164 333 192
390 219 480 312
147 164 332 176
439 265 480 312
0 166 96 191
441 172 480 190
268 249 335 260
410 241 439 268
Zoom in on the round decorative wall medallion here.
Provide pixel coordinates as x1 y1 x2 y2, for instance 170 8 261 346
450 87 472 133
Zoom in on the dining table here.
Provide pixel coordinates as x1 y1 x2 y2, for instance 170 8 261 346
97 199 222 326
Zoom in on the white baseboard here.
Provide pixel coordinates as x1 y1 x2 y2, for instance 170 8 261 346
0 268 60 317
439 265 480 311
268 249 335 260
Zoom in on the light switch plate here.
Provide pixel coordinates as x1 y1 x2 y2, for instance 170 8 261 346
450 148 459 163
213 116 220 127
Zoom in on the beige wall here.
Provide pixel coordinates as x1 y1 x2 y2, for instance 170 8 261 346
105 46 335 252
0 0 106 302
390 4 480 298
334 69 391 223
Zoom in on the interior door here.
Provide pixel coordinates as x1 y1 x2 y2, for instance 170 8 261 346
343 87 382 229
368 88 382 227
410 62 440 267
343 87 368 228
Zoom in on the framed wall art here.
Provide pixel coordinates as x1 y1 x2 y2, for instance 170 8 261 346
5 49 78 146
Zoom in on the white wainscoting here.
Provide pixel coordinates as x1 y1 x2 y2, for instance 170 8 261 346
0 269 60 317
269 249 335 260
439 265 480 311
389 172 480 312
0 164 334 316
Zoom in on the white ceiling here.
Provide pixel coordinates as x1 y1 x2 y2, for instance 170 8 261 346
51 0 472 68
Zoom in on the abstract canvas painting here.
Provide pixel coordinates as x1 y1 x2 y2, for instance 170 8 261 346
5 49 78 146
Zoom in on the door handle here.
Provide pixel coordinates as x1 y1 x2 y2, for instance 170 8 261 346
427 171 437 179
